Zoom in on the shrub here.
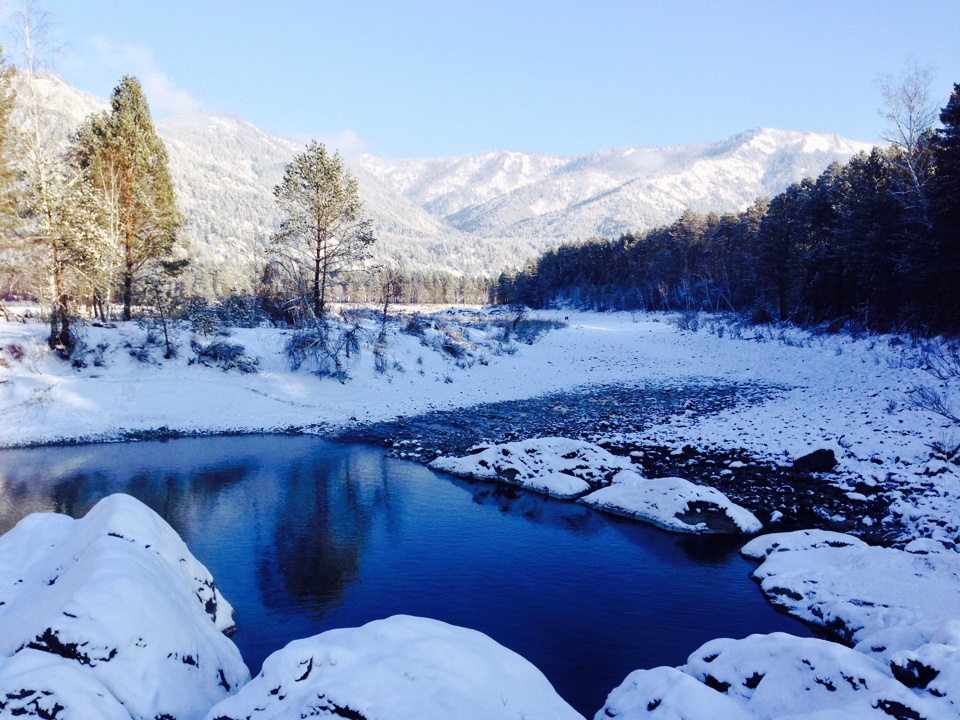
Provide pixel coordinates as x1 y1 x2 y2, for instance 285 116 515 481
4 344 25 362
190 339 259 373
285 321 358 381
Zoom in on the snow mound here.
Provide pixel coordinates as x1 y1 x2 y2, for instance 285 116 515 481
204 615 584 720
0 650 133 719
431 438 760 533
597 632 953 720
429 437 634 498
742 530 960 715
581 470 763 534
741 528 868 559
0 494 249 720
744 530 960 645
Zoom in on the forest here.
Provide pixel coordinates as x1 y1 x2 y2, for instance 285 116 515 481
497 83 960 335
2 13 959 367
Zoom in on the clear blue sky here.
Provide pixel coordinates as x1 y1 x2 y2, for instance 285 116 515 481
4 0 959 158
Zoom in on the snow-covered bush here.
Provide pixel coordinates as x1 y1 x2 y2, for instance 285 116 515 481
285 320 362 381
190 338 259 373
217 295 264 328
182 297 228 337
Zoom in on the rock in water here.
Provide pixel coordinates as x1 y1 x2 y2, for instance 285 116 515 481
581 470 763 534
430 437 634 498
0 493 249 720
204 615 585 720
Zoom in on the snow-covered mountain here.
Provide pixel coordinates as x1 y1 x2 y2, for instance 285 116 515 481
354 129 872 242
20 73 874 282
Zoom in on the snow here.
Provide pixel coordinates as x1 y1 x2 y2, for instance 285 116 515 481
739 529 960 716
203 615 585 720
429 438 761 532
742 530 960 645
429 436 634 498
0 650 134 719
0 494 249 720
3 310 960 715
581 470 762 534
597 632 954 720
1 310 957 547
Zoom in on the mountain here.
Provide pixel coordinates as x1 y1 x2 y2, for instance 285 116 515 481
353 129 872 242
18 73 875 287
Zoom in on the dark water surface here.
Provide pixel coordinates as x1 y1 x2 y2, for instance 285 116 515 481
0 435 810 716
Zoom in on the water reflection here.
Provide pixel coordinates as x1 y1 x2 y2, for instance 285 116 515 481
0 436 810 717
261 461 367 613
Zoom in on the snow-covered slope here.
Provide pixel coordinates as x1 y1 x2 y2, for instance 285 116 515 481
18 74 873 280
354 129 872 241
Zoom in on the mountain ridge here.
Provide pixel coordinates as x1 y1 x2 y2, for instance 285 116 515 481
19 73 875 287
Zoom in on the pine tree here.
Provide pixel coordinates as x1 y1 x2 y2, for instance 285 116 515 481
272 141 375 319
931 83 960 329
72 76 183 321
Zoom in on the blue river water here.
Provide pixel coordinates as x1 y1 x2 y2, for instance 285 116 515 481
0 434 810 716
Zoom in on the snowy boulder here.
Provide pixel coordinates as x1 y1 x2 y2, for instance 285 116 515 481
0 493 249 720
596 632 952 720
204 615 585 720
595 665 749 719
742 530 960 714
743 530 960 645
429 437 634 498
0 649 133 719
740 528 868 560
580 470 763 534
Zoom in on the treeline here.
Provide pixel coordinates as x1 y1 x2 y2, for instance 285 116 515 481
0 22 494 360
497 84 960 334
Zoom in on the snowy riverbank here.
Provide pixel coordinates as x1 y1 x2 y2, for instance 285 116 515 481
1 309 959 718
1 309 956 546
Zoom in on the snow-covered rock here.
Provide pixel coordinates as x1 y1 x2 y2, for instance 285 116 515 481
431 438 761 533
0 650 133 719
580 470 763 534
741 529 960 715
0 494 249 720
203 615 584 720
429 437 634 498
740 528 868 559
597 632 953 720
742 530 960 645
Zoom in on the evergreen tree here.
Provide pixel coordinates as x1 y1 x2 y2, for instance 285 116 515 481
72 76 183 321
272 141 375 319
931 83 960 329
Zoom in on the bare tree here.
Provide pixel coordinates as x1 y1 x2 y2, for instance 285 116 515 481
14 1 74 352
879 61 939 221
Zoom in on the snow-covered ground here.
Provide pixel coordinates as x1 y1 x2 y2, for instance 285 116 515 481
0 494 249 719
2 309 960 718
1 309 956 545
429 437 762 533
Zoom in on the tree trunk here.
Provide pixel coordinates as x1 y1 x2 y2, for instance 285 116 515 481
314 234 321 319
